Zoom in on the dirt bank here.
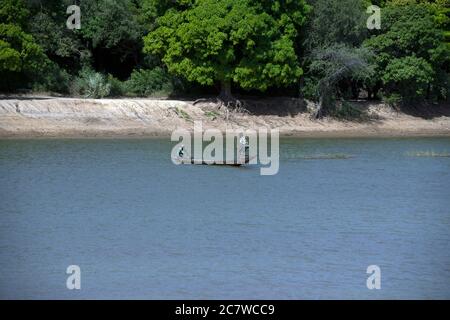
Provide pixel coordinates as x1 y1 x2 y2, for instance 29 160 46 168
0 96 449 138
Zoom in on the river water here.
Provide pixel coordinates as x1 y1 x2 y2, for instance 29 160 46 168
0 137 449 299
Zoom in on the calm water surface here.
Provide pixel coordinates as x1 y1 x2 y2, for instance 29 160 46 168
0 138 449 299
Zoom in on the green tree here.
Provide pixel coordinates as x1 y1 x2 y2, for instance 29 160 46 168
303 0 370 50
0 24 46 73
80 0 144 71
143 0 310 103
301 0 374 115
28 0 146 80
0 0 29 27
388 0 449 41
382 56 435 98
308 44 374 118
138 0 194 30
0 0 48 91
364 2 449 102
28 0 84 72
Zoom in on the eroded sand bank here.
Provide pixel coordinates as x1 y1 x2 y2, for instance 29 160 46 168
0 97 449 138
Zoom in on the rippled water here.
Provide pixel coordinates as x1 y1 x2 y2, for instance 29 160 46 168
0 138 449 299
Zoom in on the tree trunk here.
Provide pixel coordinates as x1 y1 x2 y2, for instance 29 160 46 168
314 83 333 119
298 76 305 100
351 81 359 99
373 82 381 100
219 79 233 102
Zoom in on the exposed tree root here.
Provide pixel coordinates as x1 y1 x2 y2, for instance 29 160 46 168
192 95 249 120
217 95 250 120
193 98 214 105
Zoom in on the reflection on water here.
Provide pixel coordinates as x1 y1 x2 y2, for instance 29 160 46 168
0 137 449 299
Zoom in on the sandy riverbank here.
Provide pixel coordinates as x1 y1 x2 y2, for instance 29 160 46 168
0 96 449 138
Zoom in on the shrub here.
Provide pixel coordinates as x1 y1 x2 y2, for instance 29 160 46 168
70 68 111 98
107 74 126 97
332 101 366 121
300 76 320 101
125 67 173 97
85 73 110 98
382 93 403 109
31 62 71 94
381 56 434 102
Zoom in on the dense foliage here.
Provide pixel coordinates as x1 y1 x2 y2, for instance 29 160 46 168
0 0 448 111
0 0 49 90
364 2 449 103
143 0 310 100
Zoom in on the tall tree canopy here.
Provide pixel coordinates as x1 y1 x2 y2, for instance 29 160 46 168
303 0 369 50
308 44 374 117
79 0 145 77
0 0 48 90
143 0 310 101
28 0 145 78
0 0 447 106
300 0 374 116
28 0 83 72
364 1 449 101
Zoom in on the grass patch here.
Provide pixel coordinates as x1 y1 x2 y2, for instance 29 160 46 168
299 153 353 160
174 107 192 121
406 151 450 158
204 110 220 120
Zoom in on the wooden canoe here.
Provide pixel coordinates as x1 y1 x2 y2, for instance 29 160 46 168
175 155 255 167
